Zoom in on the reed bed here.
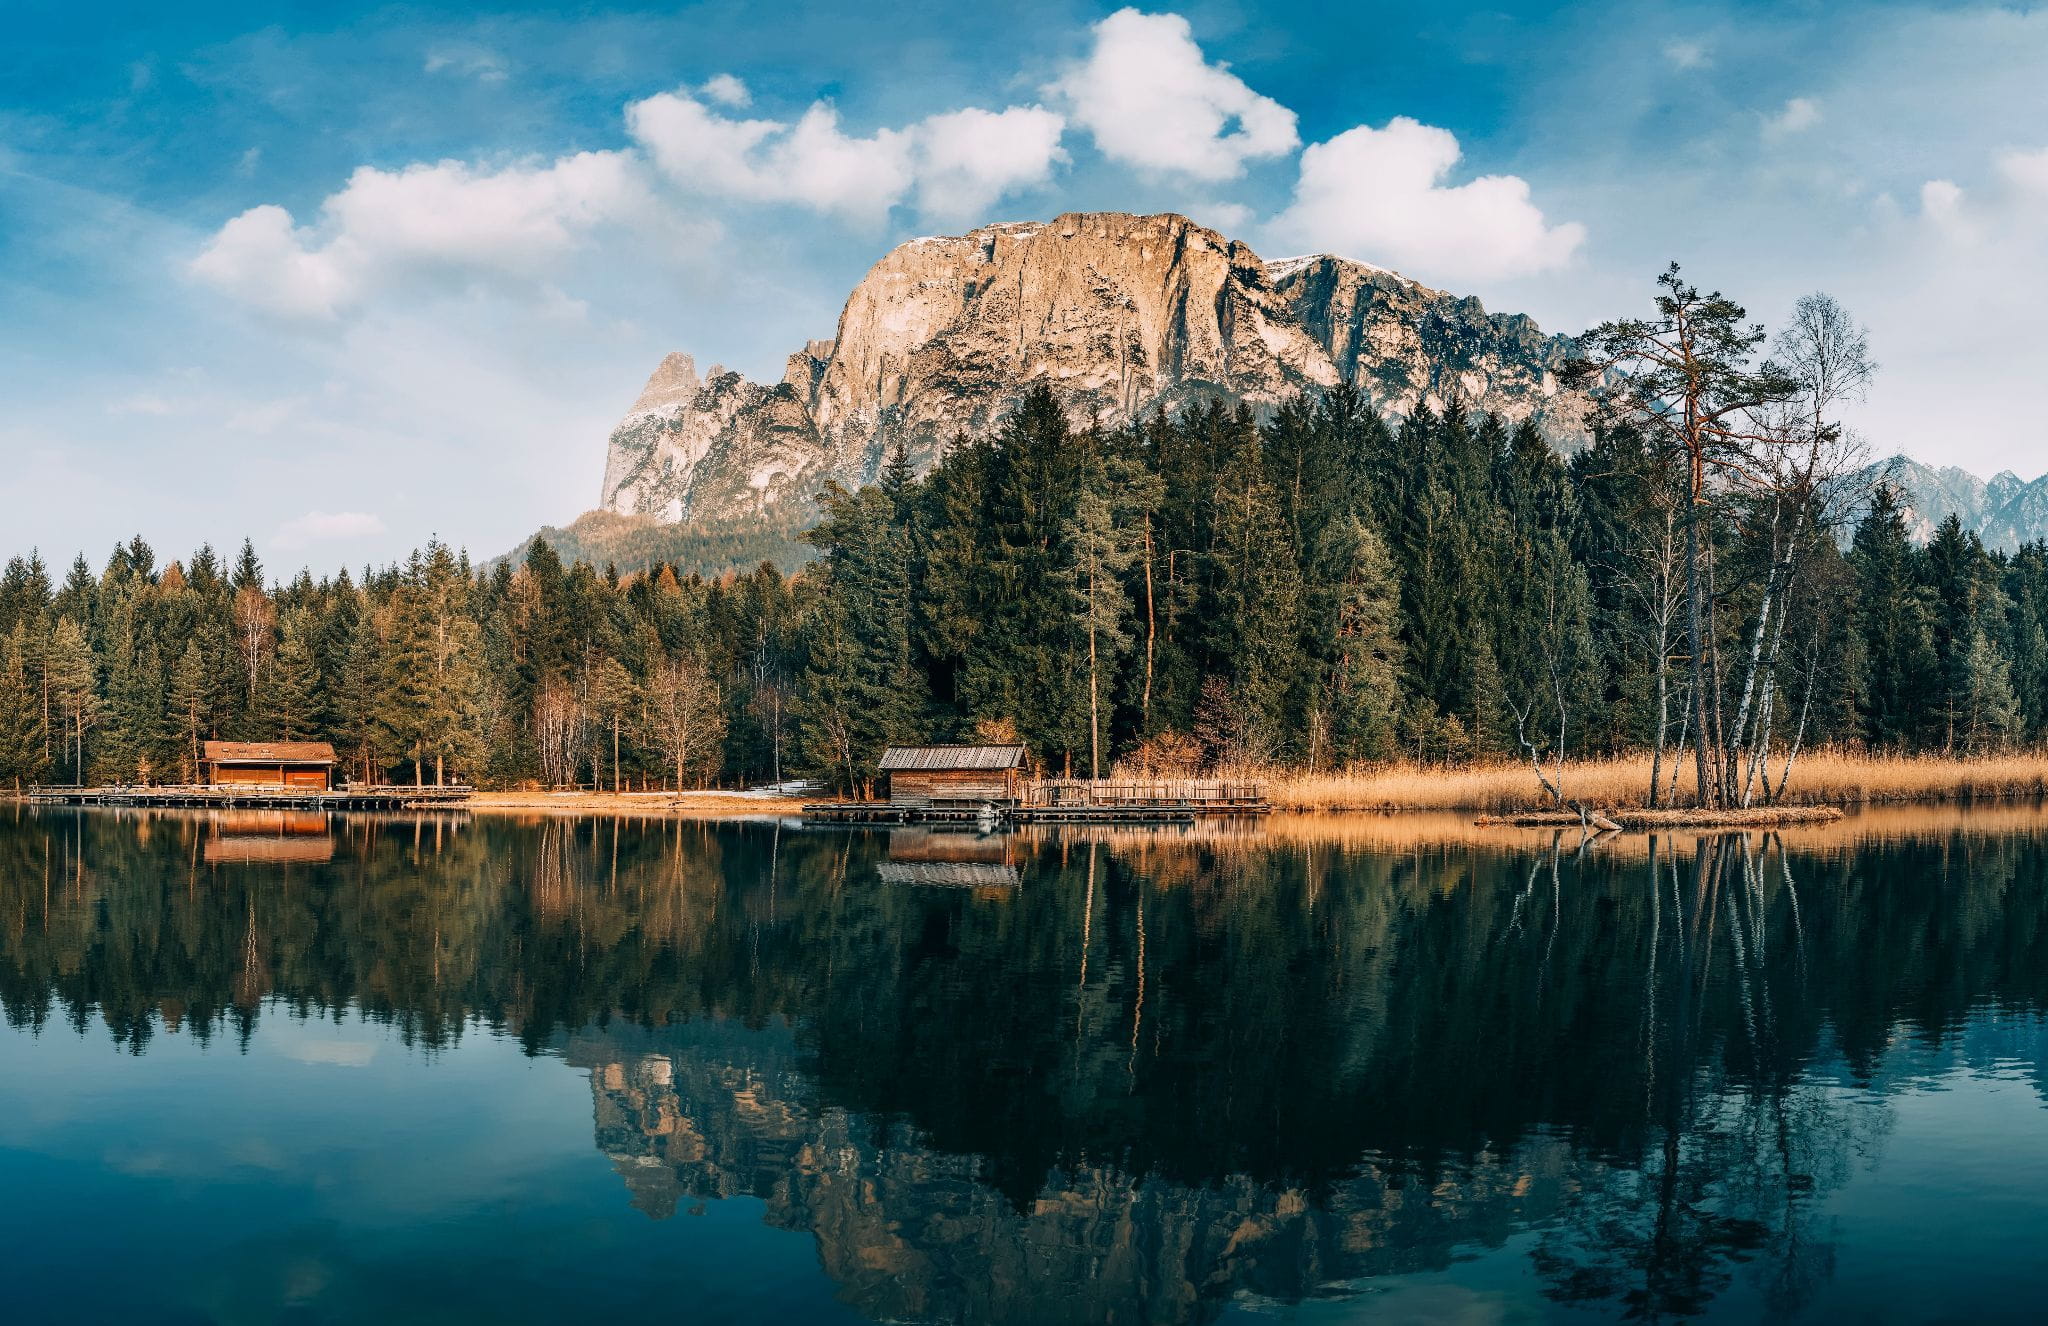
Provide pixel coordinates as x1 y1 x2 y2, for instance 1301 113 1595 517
1240 750 2048 813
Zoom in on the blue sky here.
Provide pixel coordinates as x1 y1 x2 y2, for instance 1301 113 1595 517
4 1 2045 570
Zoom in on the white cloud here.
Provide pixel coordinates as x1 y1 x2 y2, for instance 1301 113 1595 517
189 151 650 319
626 89 1063 224
914 106 1067 221
627 91 912 222
1054 8 1297 181
1763 96 1822 138
1920 177 1965 225
1268 117 1585 283
190 204 354 319
1186 200 1255 233
699 73 750 108
1663 39 1711 70
1998 146 2048 194
273 510 386 549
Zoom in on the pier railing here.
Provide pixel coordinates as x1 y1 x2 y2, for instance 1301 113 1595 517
1024 779 1265 809
25 783 475 808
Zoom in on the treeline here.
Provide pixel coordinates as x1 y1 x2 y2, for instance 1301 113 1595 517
1 275 2045 796
0 388 2041 796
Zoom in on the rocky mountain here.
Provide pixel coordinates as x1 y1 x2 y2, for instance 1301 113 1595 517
598 211 1588 524
1864 455 2048 551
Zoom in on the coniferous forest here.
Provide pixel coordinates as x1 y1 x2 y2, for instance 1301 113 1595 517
1 278 2045 801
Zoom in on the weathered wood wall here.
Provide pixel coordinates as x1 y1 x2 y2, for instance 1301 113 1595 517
887 770 1018 805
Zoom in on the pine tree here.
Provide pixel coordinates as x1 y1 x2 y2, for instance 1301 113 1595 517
0 625 49 788
1851 487 1941 749
45 616 98 783
1959 621 2022 754
167 638 214 782
1316 517 1406 767
263 607 327 740
587 653 638 793
1061 486 1138 778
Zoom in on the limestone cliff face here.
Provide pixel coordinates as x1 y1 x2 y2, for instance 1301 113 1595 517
1270 255 1582 437
599 212 1587 523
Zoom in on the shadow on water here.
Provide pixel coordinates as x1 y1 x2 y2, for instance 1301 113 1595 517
3 803 2048 1322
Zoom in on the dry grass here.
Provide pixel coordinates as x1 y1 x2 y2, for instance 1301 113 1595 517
469 790 807 817
1253 750 2048 813
1476 806 1844 829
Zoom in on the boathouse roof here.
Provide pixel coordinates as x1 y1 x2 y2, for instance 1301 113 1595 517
877 744 1027 772
202 741 339 765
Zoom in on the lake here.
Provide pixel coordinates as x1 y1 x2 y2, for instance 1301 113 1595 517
3 806 2047 1324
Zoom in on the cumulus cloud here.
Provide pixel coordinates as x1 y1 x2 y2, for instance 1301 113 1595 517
914 106 1067 220
1914 148 2048 245
189 151 649 319
1268 117 1585 283
699 73 750 108
1920 177 1966 229
1764 97 1822 138
626 89 1062 224
273 510 386 549
1054 8 1296 181
626 91 912 222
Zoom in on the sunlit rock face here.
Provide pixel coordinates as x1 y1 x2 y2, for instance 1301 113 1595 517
597 212 1588 524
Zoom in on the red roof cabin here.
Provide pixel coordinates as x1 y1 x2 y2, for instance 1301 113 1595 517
202 741 339 791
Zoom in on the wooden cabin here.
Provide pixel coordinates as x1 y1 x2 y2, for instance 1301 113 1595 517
878 745 1026 807
201 741 339 791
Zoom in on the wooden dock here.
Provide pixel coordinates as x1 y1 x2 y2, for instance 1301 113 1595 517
805 777 1266 827
25 784 474 811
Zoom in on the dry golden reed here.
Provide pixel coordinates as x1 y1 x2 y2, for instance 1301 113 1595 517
1234 750 2048 813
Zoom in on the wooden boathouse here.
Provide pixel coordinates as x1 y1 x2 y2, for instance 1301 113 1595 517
879 744 1027 808
804 745 1268 825
203 741 339 791
27 737 472 810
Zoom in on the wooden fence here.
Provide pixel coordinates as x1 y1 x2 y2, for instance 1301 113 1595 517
1024 779 1266 809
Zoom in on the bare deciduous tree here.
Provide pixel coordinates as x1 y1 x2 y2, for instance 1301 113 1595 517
643 651 725 791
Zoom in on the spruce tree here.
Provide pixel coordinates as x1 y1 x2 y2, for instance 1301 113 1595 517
0 625 48 788
1850 487 1941 749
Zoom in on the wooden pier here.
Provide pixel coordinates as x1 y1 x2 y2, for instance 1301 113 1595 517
25 784 474 811
805 776 1266 827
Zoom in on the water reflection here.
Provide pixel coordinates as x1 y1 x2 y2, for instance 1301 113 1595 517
2 806 2047 1322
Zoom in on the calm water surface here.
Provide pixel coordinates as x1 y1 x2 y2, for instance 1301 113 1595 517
4 807 2048 1324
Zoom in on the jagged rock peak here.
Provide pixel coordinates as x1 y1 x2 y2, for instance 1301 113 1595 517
1866 453 2048 550
598 210 1589 525
628 352 701 415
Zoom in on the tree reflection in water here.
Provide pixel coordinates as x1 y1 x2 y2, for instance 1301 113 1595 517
2 805 2046 1322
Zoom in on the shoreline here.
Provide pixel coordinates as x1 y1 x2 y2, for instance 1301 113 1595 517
1475 806 1846 830
11 750 2045 829
467 790 810 817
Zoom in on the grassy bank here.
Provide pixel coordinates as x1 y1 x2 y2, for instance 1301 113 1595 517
1252 750 2048 813
468 790 808 817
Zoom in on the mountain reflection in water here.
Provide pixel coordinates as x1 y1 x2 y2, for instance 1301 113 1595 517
3 805 2047 1323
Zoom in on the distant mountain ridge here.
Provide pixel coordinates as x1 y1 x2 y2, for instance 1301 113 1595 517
1864 455 2048 551
523 209 2047 571
597 210 1589 524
